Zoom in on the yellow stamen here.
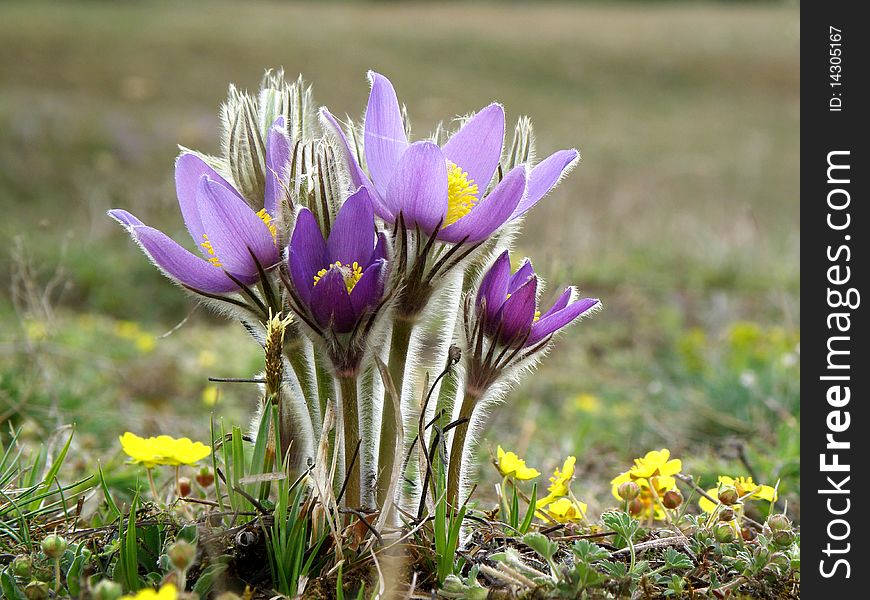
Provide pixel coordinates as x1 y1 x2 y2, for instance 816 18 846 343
257 208 278 242
444 161 478 227
313 260 363 293
200 234 223 268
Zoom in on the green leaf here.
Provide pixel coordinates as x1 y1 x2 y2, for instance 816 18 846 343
663 548 693 570
572 539 609 563
522 532 558 563
192 557 230 597
0 568 27 600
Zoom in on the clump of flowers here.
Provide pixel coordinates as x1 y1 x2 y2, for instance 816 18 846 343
108 68 599 521
611 448 682 522
536 456 588 524
119 584 177 600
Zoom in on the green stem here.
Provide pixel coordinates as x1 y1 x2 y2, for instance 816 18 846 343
376 317 414 505
446 389 479 506
338 375 361 508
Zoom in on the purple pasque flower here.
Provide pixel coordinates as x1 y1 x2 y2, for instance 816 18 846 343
287 187 388 334
108 118 290 295
321 72 579 243
476 250 599 348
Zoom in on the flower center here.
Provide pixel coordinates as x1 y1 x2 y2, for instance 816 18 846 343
313 260 363 293
200 234 223 267
257 208 278 242
444 161 479 227
199 209 277 269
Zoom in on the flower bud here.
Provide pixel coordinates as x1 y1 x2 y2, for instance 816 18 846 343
741 526 757 541
167 539 196 571
766 514 791 531
717 485 739 506
662 489 683 509
617 481 640 501
628 498 644 516
771 529 796 548
718 507 735 522
713 522 735 543
24 582 50 600
91 580 123 600
177 477 192 497
12 555 32 578
196 467 214 488
41 534 67 559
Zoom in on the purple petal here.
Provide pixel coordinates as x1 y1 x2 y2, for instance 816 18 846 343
476 251 511 321
442 103 505 194
349 259 386 316
528 297 600 346
511 149 579 220
320 108 393 220
310 267 356 333
196 177 280 276
108 209 242 294
371 231 389 263
364 72 409 195
264 117 291 216
496 276 538 344
508 259 535 294
438 165 525 244
288 208 327 304
385 141 448 234
175 154 241 249
538 287 572 320
326 187 375 266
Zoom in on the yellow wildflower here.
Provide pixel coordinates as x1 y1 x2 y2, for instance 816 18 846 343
119 432 211 468
611 470 678 521
496 446 540 480
201 385 219 407
573 393 601 414
699 475 778 513
540 496 587 524
538 456 576 506
120 584 177 600
627 449 682 480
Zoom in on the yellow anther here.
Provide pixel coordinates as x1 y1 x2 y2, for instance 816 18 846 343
257 208 278 242
200 234 223 268
313 260 363 293
444 161 478 227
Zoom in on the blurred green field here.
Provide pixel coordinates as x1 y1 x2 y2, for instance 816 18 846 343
0 1 799 518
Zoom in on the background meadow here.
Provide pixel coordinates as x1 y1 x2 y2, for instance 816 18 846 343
0 1 800 521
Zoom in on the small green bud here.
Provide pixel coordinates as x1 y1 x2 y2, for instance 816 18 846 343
24 581 50 600
662 489 683 509
12 555 32 578
767 514 792 531
91 579 123 600
713 522 736 543
167 539 196 571
771 529 796 548
628 498 644 516
718 485 739 506
41 534 67 559
617 481 640 501
719 507 736 522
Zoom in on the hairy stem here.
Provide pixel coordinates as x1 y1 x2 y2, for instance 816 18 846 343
376 316 414 504
338 374 361 508
446 389 479 506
